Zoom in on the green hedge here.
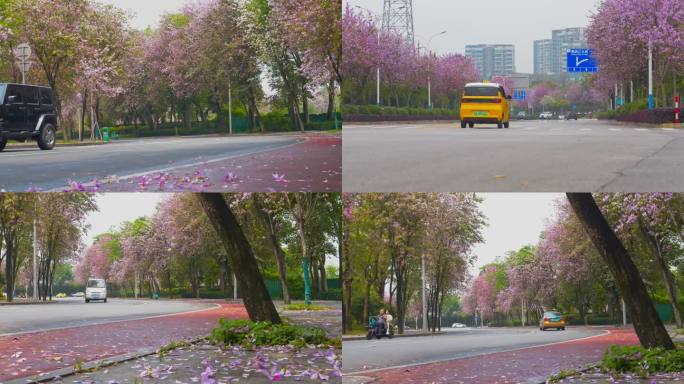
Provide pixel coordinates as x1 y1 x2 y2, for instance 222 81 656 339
342 104 457 119
109 113 339 138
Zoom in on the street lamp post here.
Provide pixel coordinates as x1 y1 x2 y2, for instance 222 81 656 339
421 251 427 333
426 31 447 110
354 5 382 106
648 40 654 110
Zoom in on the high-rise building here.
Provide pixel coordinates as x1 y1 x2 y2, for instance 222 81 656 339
533 27 587 77
465 44 515 80
533 39 553 75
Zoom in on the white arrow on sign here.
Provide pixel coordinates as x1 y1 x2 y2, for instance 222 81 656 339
13 43 31 61
575 57 589 67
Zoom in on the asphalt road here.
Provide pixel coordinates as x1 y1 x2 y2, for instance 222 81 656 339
0 297 212 335
342 326 604 374
343 119 684 192
0 135 301 192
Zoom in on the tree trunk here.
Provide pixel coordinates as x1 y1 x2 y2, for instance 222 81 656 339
640 222 683 328
252 196 290 304
197 194 281 323
327 79 336 121
566 193 675 349
342 216 352 333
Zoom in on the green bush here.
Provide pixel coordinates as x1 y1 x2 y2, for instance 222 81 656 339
211 319 339 349
282 303 330 311
601 344 684 375
342 104 457 119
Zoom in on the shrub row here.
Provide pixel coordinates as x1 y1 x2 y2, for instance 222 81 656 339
596 99 677 124
342 104 457 121
211 319 339 349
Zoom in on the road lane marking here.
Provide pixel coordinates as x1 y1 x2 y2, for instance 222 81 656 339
344 329 611 376
636 128 648 132
662 128 675 131
609 128 622 132
580 128 592 131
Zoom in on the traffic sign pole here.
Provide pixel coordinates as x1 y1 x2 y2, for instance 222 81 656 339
676 96 680 125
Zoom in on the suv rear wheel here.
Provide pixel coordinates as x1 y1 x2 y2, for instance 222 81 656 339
0 135 7 152
38 123 56 150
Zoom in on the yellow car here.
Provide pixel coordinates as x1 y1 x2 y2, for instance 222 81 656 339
539 310 566 331
459 82 512 129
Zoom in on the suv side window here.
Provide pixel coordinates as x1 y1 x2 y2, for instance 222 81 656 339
39 88 53 106
5 85 23 104
24 87 39 105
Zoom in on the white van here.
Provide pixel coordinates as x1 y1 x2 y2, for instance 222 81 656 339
85 278 107 303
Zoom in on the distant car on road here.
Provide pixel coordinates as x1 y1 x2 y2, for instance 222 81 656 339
85 278 107 303
558 114 566 120
451 323 466 328
0 83 59 152
516 111 527 120
540 310 566 331
71 292 85 297
460 82 512 129
565 112 578 120
539 112 554 119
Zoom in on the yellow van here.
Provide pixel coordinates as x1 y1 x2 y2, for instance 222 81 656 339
459 83 512 129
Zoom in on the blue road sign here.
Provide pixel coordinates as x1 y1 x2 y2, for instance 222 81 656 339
513 89 527 100
567 49 598 73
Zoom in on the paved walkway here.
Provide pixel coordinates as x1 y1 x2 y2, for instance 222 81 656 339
357 327 639 384
0 301 247 381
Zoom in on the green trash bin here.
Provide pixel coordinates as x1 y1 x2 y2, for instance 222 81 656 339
153 292 159 300
103 127 110 142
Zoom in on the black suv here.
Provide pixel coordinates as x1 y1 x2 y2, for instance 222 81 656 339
0 83 59 151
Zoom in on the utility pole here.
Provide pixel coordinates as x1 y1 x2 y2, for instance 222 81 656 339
382 0 415 46
648 40 654 110
377 30 381 106
421 252 427 333
228 79 233 135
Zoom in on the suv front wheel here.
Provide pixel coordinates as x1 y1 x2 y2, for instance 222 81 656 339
0 135 7 152
38 123 56 150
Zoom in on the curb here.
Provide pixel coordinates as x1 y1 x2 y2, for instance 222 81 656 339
343 331 446 341
344 120 457 125
8 142 106 149
342 376 376 384
4 335 208 384
0 301 60 306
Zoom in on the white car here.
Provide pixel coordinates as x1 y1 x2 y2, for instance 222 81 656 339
558 115 565 120
539 112 554 119
451 323 467 328
85 278 107 303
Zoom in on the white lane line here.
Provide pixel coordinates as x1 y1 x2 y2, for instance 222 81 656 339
344 329 611 376
580 128 592 132
662 128 675 131
609 128 622 132
0 302 221 338
636 128 648 132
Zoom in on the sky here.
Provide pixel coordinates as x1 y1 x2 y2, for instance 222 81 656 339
470 193 562 274
83 193 164 246
99 0 187 30
346 0 601 73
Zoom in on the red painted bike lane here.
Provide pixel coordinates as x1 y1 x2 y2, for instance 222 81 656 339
97 134 342 193
363 327 639 384
0 302 248 381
